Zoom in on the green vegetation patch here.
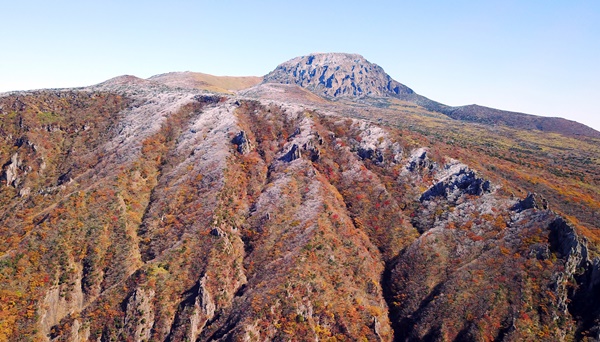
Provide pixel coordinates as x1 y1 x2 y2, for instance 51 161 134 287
37 111 63 124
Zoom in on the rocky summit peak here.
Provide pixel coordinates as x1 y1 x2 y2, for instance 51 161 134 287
263 52 414 98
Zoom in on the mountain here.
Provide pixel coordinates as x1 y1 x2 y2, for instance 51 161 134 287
442 104 600 138
0 53 599 341
263 53 600 138
262 53 415 98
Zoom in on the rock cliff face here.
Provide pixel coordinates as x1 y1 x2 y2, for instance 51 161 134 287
1 55 600 341
263 53 414 98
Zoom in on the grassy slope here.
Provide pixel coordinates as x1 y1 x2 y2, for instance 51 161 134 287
149 72 262 93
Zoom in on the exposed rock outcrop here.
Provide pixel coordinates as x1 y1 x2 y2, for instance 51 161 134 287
122 288 155 342
39 262 85 339
512 192 549 212
231 130 251 154
404 147 434 173
302 140 321 161
279 143 301 162
420 161 490 202
263 53 414 99
570 257 600 341
549 217 588 263
549 218 589 315
357 147 384 164
1 152 21 187
167 275 215 342
210 227 226 237
57 168 73 186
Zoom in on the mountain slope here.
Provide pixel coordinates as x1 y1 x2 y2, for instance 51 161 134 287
0 55 599 341
149 72 262 94
442 104 600 138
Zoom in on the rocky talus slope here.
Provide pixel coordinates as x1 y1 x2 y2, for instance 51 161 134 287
0 54 599 341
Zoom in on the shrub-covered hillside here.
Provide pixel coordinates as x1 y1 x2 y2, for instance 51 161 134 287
1 56 600 341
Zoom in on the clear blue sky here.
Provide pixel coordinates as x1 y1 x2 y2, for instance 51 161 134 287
2 0 599 131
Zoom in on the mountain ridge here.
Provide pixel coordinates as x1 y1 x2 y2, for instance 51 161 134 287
1 53 599 341
261 53 600 138
148 72 262 94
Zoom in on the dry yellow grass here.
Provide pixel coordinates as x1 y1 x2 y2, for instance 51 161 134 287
149 71 262 93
